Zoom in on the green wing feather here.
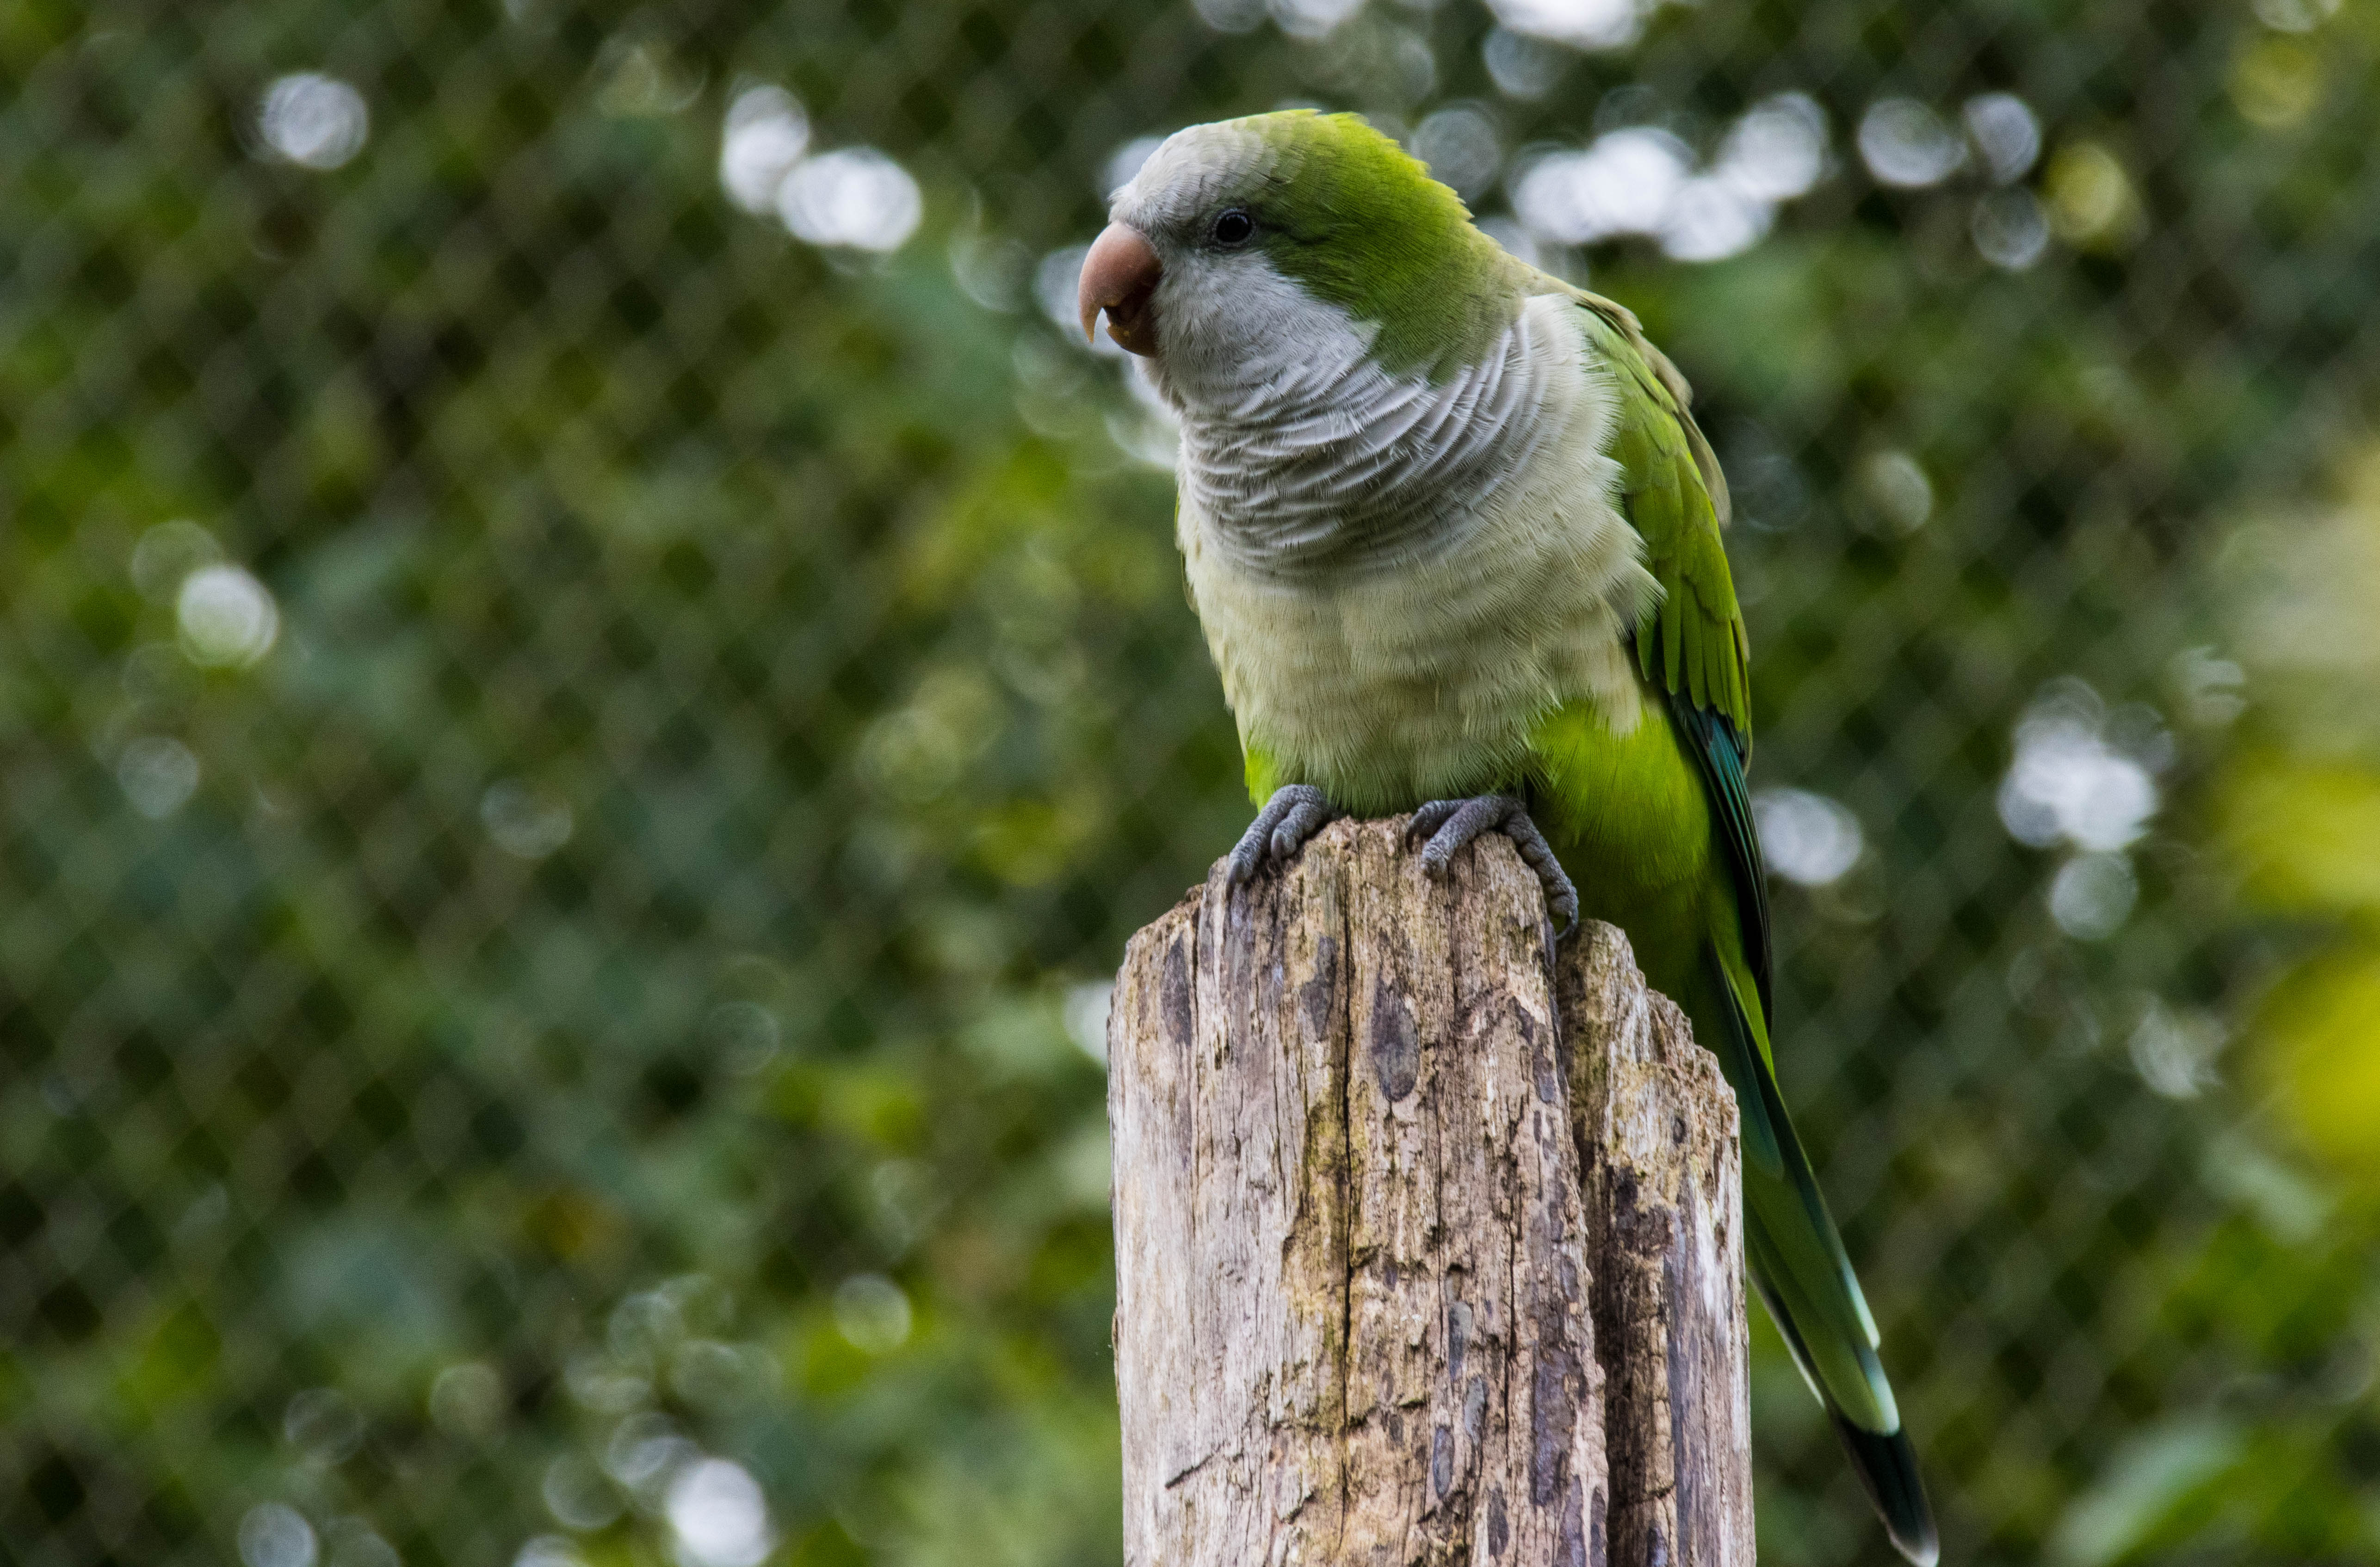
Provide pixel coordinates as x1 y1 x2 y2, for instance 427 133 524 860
1570 291 1940 1566
1572 295 1751 731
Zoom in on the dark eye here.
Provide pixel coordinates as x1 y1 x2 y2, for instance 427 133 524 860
1211 209 1255 247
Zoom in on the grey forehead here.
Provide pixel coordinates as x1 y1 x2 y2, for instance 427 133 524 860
1110 122 1274 234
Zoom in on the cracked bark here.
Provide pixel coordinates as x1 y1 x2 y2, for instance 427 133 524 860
1109 819 1753 1566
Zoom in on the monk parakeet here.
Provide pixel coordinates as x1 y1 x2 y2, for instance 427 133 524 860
1080 110 1938 1564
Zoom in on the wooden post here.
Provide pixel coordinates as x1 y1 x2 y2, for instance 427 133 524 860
1108 818 1755 1565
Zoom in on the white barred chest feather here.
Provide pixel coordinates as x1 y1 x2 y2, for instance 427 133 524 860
1162 285 1657 814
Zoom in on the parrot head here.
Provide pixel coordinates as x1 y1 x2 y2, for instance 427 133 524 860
1078 111 1525 390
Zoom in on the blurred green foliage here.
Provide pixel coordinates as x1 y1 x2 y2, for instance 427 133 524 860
2 1 2377 1565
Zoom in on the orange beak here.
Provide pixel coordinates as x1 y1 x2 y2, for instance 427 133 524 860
1077 222 1163 357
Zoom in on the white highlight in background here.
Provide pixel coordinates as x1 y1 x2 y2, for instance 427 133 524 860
1712 93 1828 202
1857 99 1966 188
1412 105 1503 199
513 1538 587 1567
239 1504 318 1567
177 563 280 668
1487 0 1645 51
1997 691 2160 853
259 74 369 170
1963 93 2042 185
1973 189 2050 270
777 148 921 252
1514 128 1691 243
1753 788 1866 888
718 86 810 214
1268 0 1366 39
666 1459 774 1567
2050 851 2138 940
1064 980 1113 1064
1514 94 1829 263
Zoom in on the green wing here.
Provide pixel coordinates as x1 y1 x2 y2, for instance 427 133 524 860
1570 292 1940 1566
1574 295 1750 730
1571 292 1772 1017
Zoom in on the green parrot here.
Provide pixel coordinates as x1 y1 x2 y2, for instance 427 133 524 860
1079 110 1937 1563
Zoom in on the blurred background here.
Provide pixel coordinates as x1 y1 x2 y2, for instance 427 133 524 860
5 0 2379 1563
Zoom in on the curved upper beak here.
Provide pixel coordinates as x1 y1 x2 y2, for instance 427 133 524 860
1077 222 1163 357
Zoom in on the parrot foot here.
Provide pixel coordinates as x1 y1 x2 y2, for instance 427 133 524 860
1228 785 1342 884
1406 795 1579 936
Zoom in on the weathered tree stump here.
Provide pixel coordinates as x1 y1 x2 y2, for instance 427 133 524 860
1108 818 1754 1565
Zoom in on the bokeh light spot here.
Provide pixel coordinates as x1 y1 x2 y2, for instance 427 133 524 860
2044 142 2142 247
1998 682 2162 853
544 1454 624 1531
778 148 921 252
481 781 574 859
177 563 279 669
833 1274 912 1353
1973 188 2050 269
1753 788 1866 888
1411 106 1502 199
238 1504 318 1567
1713 93 1829 202
118 736 200 820
1857 98 1966 187
1963 92 2042 184
1486 0 1645 51
1064 981 1113 1064
666 1459 773 1567
258 74 369 170
1514 128 1691 244
2050 852 2139 941
1859 450 1935 532
429 1362 506 1437
718 85 810 214
1268 0 1366 39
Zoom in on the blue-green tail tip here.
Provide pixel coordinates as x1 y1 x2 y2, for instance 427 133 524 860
1828 1411 1940 1566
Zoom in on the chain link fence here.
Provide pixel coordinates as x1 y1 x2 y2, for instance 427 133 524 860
5 0 2379 1564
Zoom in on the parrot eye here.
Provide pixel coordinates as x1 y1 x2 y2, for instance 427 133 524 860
1211 209 1255 247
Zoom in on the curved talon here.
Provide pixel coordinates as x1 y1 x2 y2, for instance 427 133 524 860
1406 793 1581 937
1229 784 1341 884
1404 798 1465 844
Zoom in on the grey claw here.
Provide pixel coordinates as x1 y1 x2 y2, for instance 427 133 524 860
1508 814 1580 936
1273 792 1336 862
1409 793 1580 938
1416 796 1512 874
1405 798 1464 843
1229 785 1340 884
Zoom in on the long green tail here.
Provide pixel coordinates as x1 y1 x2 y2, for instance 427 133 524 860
1695 945 1940 1567
1663 695 1938 1566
